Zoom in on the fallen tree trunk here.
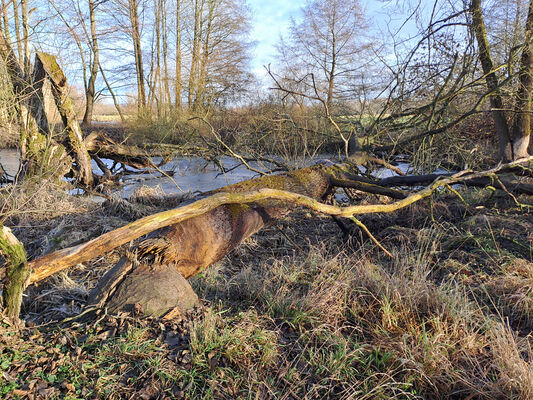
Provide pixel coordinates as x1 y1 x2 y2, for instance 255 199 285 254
84 131 167 170
378 172 533 195
28 164 342 283
3 157 529 320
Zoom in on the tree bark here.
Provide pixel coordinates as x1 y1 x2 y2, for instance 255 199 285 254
0 32 71 180
12 0 22 67
194 0 215 110
36 52 94 186
161 0 171 108
326 13 336 109
1 0 11 45
470 0 513 160
20 0 29 76
129 0 146 115
510 0 533 159
188 0 203 108
175 0 182 110
0 225 30 321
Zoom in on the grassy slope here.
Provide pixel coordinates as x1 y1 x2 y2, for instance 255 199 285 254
0 187 532 399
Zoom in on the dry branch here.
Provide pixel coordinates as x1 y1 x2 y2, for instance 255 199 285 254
84 131 158 170
28 157 533 286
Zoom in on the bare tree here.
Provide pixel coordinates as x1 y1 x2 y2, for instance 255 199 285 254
20 0 29 76
128 0 146 114
278 0 371 108
470 0 532 160
82 0 100 126
186 0 252 111
510 0 533 158
188 0 203 108
175 0 181 109
1 0 11 44
12 0 21 65
470 0 513 159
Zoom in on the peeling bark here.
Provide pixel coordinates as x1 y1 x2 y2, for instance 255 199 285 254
36 52 94 186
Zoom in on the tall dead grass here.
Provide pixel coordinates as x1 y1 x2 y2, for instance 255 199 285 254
190 215 533 399
2 179 531 399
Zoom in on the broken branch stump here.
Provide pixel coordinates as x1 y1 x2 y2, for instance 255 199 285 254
0 226 30 320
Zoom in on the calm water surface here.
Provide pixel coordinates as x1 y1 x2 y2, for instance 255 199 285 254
0 149 411 197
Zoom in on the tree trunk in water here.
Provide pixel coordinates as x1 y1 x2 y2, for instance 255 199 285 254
511 0 533 159
84 131 155 169
0 32 71 180
470 0 513 160
36 52 94 186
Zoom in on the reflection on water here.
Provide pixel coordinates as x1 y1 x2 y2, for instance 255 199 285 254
1 148 413 197
116 156 269 197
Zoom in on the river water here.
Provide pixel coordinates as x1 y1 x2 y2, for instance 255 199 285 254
0 149 410 197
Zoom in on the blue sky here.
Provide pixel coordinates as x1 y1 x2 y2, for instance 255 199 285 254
247 0 305 77
246 0 411 79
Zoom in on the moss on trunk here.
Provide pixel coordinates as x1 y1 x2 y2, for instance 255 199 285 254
0 225 30 320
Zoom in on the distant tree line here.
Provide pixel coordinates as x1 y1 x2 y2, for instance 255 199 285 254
0 0 531 162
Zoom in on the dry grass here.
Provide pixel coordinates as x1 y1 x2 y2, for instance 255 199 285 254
0 179 92 225
0 185 532 399
0 124 18 149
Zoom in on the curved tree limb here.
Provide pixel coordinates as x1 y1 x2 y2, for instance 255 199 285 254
27 156 533 285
